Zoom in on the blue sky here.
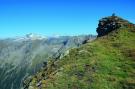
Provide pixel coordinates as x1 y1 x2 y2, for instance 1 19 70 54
0 0 135 38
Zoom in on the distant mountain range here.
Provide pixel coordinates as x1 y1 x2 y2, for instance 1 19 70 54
0 34 96 89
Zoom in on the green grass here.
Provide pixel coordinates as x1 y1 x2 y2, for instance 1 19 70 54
25 25 135 89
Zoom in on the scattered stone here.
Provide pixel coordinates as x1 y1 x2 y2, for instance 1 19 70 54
36 81 42 88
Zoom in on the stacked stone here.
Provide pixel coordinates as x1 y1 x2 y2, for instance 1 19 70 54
96 14 121 37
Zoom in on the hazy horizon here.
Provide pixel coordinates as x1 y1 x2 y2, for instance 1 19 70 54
0 0 135 38
0 33 96 39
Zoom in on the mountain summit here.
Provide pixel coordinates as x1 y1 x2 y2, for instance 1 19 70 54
25 33 47 40
23 15 135 89
96 14 134 37
13 33 47 41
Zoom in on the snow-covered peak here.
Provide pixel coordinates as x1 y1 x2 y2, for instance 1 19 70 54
26 33 47 40
13 33 47 41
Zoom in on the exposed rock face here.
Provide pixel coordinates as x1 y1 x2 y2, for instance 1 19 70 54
96 14 132 37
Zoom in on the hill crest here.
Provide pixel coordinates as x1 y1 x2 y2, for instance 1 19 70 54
96 14 135 37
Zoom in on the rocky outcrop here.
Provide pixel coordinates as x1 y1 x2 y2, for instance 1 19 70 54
96 14 133 37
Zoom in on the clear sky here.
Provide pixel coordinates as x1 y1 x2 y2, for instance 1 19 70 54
0 0 135 38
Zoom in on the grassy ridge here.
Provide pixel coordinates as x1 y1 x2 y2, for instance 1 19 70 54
25 19 135 89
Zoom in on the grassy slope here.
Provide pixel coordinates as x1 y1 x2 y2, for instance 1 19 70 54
27 25 135 89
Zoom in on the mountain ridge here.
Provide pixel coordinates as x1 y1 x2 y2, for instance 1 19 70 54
23 15 135 89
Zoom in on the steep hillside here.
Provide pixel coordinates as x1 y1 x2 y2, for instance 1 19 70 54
0 34 95 89
23 15 135 89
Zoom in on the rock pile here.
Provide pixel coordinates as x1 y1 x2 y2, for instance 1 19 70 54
96 14 130 37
